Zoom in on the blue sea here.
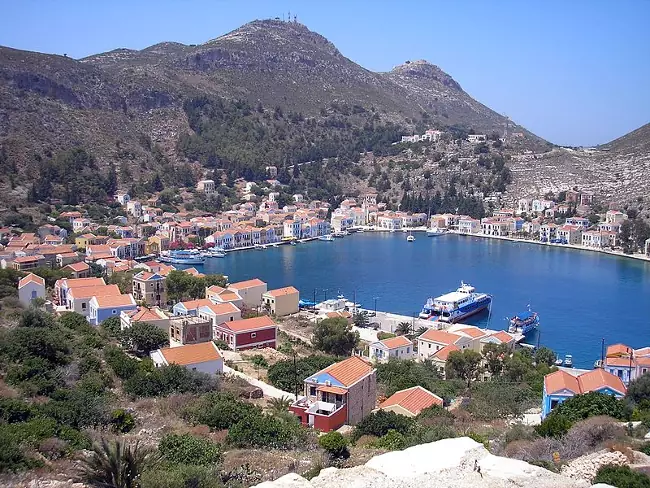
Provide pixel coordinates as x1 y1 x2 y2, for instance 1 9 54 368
177 233 650 369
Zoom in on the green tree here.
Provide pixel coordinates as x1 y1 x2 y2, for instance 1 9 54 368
628 373 650 404
181 393 257 430
353 312 369 328
352 410 414 441
482 343 510 376
553 391 630 422
267 355 338 393
19 308 56 328
534 347 557 367
102 316 122 337
83 438 158 488
226 412 304 449
395 322 412 336
121 322 168 354
319 431 349 459
445 349 483 387
312 318 359 356
534 412 571 438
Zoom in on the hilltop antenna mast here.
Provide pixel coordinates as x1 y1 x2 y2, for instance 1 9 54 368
288 10 290 22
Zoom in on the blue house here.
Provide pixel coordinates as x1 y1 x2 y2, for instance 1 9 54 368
88 294 137 326
542 368 626 419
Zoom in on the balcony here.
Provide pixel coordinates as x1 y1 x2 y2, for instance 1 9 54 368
289 393 348 432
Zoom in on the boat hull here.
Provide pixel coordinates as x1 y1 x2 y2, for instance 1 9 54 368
437 296 492 323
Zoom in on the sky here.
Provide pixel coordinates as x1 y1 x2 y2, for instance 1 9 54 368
1 1 649 147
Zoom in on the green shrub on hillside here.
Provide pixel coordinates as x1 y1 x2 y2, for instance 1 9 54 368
318 431 349 458
123 364 219 398
554 392 631 423
267 355 337 393
593 465 650 487
182 393 258 431
352 411 414 442
226 411 305 449
158 433 222 466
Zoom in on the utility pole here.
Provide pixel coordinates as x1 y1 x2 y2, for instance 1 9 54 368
323 288 328 301
374 296 379 316
293 351 299 400
313 288 317 311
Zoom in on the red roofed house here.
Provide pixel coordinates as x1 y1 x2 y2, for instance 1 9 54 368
197 302 241 329
369 336 414 363
132 271 167 307
18 273 46 308
417 328 471 361
151 342 223 375
227 278 267 308
604 343 650 385
290 356 376 432
213 315 277 351
120 306 170 331
64 261 90 279
380 386 443 417
11 255 46 271
430 344 461 377
88 293 137 326
542 368 626 418
262 286 299 316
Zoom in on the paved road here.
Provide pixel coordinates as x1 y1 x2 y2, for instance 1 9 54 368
223 365 296 401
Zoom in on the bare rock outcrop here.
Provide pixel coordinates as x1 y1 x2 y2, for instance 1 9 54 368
561 449 629 482
255 437 606 488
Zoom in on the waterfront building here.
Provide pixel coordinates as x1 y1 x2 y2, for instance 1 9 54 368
380 386 443 416
542 369 626 418
377 215 402 231
18 273 46 308
566 217 590 229
556 225 583 245
458 217 481 234
603 343 650 385
369 336 414 363
262 286 300 316
516 199 531 215
213 315 278 351
228 278 267 309
289 356 376 432
151 342 223 374
582 230 616 248
480 218 510 236
539 223 558 242
417 329 471 362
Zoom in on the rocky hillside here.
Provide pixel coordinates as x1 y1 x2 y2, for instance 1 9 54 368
0 19 542 202
255 437 610 488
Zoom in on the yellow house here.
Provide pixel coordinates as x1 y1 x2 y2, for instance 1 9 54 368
75 233 98 250
262 286 299 317
146 235 170 255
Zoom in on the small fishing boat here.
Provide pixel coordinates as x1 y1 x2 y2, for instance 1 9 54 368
407 233 415 242
318 234 334 241
554 357 564 366
427 227 447 237
563 355 573 368
508 307 539 335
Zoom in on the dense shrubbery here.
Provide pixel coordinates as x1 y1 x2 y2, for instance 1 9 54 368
312 317 359 356
376 359 464 403
226 411 306 449
593 465 650 487
267 355 337 393
319 431 349 458
123 364 219 398
553 392 630 423
158 433 222 466
120 321 168 354
467 380 536 420
182 393 258 430
352 410 415 442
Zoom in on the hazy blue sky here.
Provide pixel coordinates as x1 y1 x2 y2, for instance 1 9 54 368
2 1 649 146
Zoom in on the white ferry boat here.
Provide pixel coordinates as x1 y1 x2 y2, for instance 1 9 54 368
159 249 205 265
418 282 492 323
508 307 539 335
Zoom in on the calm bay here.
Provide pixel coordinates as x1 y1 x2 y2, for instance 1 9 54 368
178 233 650 369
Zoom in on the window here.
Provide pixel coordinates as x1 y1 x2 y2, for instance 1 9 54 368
82 303 87 310
112 310 117 315
309 386 316 396
31 290 37 299
251 332 257 338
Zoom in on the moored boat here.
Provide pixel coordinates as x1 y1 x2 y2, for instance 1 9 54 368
159 249 205 265
563 354 573 368
407 234 415 242
318 234 335 241
427 227 447 237
508 308 539 335
418 282 492 323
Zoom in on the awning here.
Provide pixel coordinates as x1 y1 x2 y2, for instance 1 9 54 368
317 385 347 395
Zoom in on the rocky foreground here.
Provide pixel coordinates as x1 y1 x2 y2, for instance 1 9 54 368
255 437 615 488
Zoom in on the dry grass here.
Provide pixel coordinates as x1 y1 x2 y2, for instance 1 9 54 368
222 448 323 483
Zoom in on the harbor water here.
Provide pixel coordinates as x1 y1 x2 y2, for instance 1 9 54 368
178 233 650 369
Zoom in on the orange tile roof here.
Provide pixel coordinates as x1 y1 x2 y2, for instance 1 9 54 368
456 326 488 339
206 285 226 294
184 268 204 277
18 273 45 288
326 311 352 319
61 277 106 288
216 290 241 302
68 284 121 300
578 369 626 395
321 356 374 387
14 255 43 263
419 329 463 345
380 386 443 415
432 344 460 361
229 278 266 289
635 347 650 357
128 307 167 322
218 315 276 332
317 385 348 395
605 357 635 367
490 331 515 343
379 336 412 349
265 286 299 297
544 370 581 395
636 357 650 367
160 342 222 366
606 344 632 357
201 302 240 315
65 262 89 272
92 294 136 308
179 299 213 310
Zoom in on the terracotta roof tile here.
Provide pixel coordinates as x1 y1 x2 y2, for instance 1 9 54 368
68 284 121 299
160 342 222 366
91 294 136 308
432 344 460 361
321 356 374 387
265 286 299 297
218 315 275 332
317 385 347 395
380 386 443 415
60 277 106 288
200 302 240 315
578 369 626 395
456 326 488 339
544 370 581 395
378 336 412 349
490 331 515 343
18 273 45 288
128 307 167 322
606 344 633 357
419 329 463 345
65 262 89 272
178 299 213 310
229 278 266 289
